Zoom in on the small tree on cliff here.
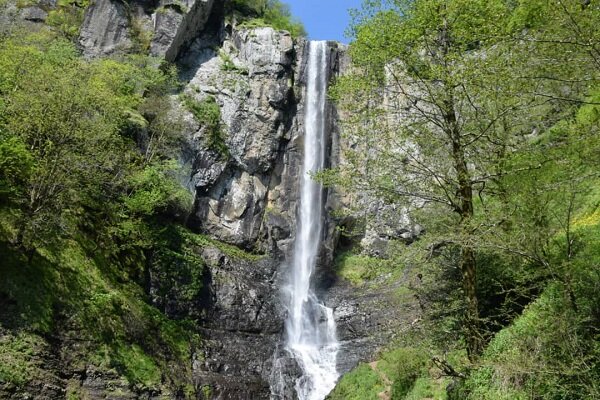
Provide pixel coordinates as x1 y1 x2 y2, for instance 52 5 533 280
329 0 599 360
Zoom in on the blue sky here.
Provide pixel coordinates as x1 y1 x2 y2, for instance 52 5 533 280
285 0 364 43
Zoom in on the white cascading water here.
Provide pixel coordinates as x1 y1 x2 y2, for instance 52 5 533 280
283 40 340 400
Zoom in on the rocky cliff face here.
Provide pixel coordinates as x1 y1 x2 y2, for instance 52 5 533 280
173 21 350 397
78 10 342 396
79 0 217 60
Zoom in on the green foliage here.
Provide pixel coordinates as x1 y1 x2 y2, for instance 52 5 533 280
328 363 385 400
403 377 448 400
182 94 229 157
328 0 600 397
0 136 33 201
0 29 203 396
46 0 90 40
0 332 44 386
0 234 203 391
377 347 428 398
330 347 441 400
458 284 599 399
99 343 162 388
124 161 192 217
0 32 183 251
334 250 399 286
200 384 212 399
219 49 249 74
129 17 153 54
230 0 306 37
15 0 35 8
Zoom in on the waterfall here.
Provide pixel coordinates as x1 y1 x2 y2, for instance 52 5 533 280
281 40 340 400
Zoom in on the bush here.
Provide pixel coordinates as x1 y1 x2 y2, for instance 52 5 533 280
46 0 90 40
0 136 33 201
457 280 600 400
328 363 385 400
182 95 229 157
230 0 306 37
124 160 192 217
0 333 44 386
377 347 428 398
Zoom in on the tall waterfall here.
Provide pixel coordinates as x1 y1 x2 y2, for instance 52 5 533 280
283 40 340 400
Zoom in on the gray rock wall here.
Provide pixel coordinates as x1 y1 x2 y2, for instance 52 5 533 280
79 0 219 60
175 26 350 398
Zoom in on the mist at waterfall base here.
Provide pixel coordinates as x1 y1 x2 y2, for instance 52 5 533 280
270 41 340 400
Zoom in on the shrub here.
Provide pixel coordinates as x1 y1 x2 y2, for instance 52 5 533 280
46 0 90 40
377 347 428 399
182 95 229 157
328 363 385 400
0 333 44 386
230 0 306 37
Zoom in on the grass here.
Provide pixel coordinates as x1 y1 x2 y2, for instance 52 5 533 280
328 363 385 400
0 231 202 392
404 377 449 400
334 251 401 286
94 343 161 388
0 332 43 386
329 346 446 400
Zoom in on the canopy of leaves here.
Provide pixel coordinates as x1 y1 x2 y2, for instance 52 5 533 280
331 0 600 397
0 29 187 251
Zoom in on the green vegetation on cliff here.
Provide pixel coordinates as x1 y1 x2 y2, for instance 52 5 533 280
228 0 306 37
0 27 206 396
182 94 230 158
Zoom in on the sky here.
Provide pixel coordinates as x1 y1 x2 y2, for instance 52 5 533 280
285 0 364 43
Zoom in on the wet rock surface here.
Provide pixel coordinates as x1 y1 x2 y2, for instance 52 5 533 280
189 248 283 399
326 272 420 376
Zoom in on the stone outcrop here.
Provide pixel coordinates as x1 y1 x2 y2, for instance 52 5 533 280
153 0 216 61
79 0 132 57
326 272 420 376
181 26 298 249
79 0 219 60
192 248 281 399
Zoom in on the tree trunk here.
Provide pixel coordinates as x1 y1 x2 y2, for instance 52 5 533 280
445 86 483 361
438 16 483 358
460 244 482 360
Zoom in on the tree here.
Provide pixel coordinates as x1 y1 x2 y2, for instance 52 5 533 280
0 31 182 253
331 0 600 360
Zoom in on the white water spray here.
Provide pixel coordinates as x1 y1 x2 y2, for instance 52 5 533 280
283 40 339 400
